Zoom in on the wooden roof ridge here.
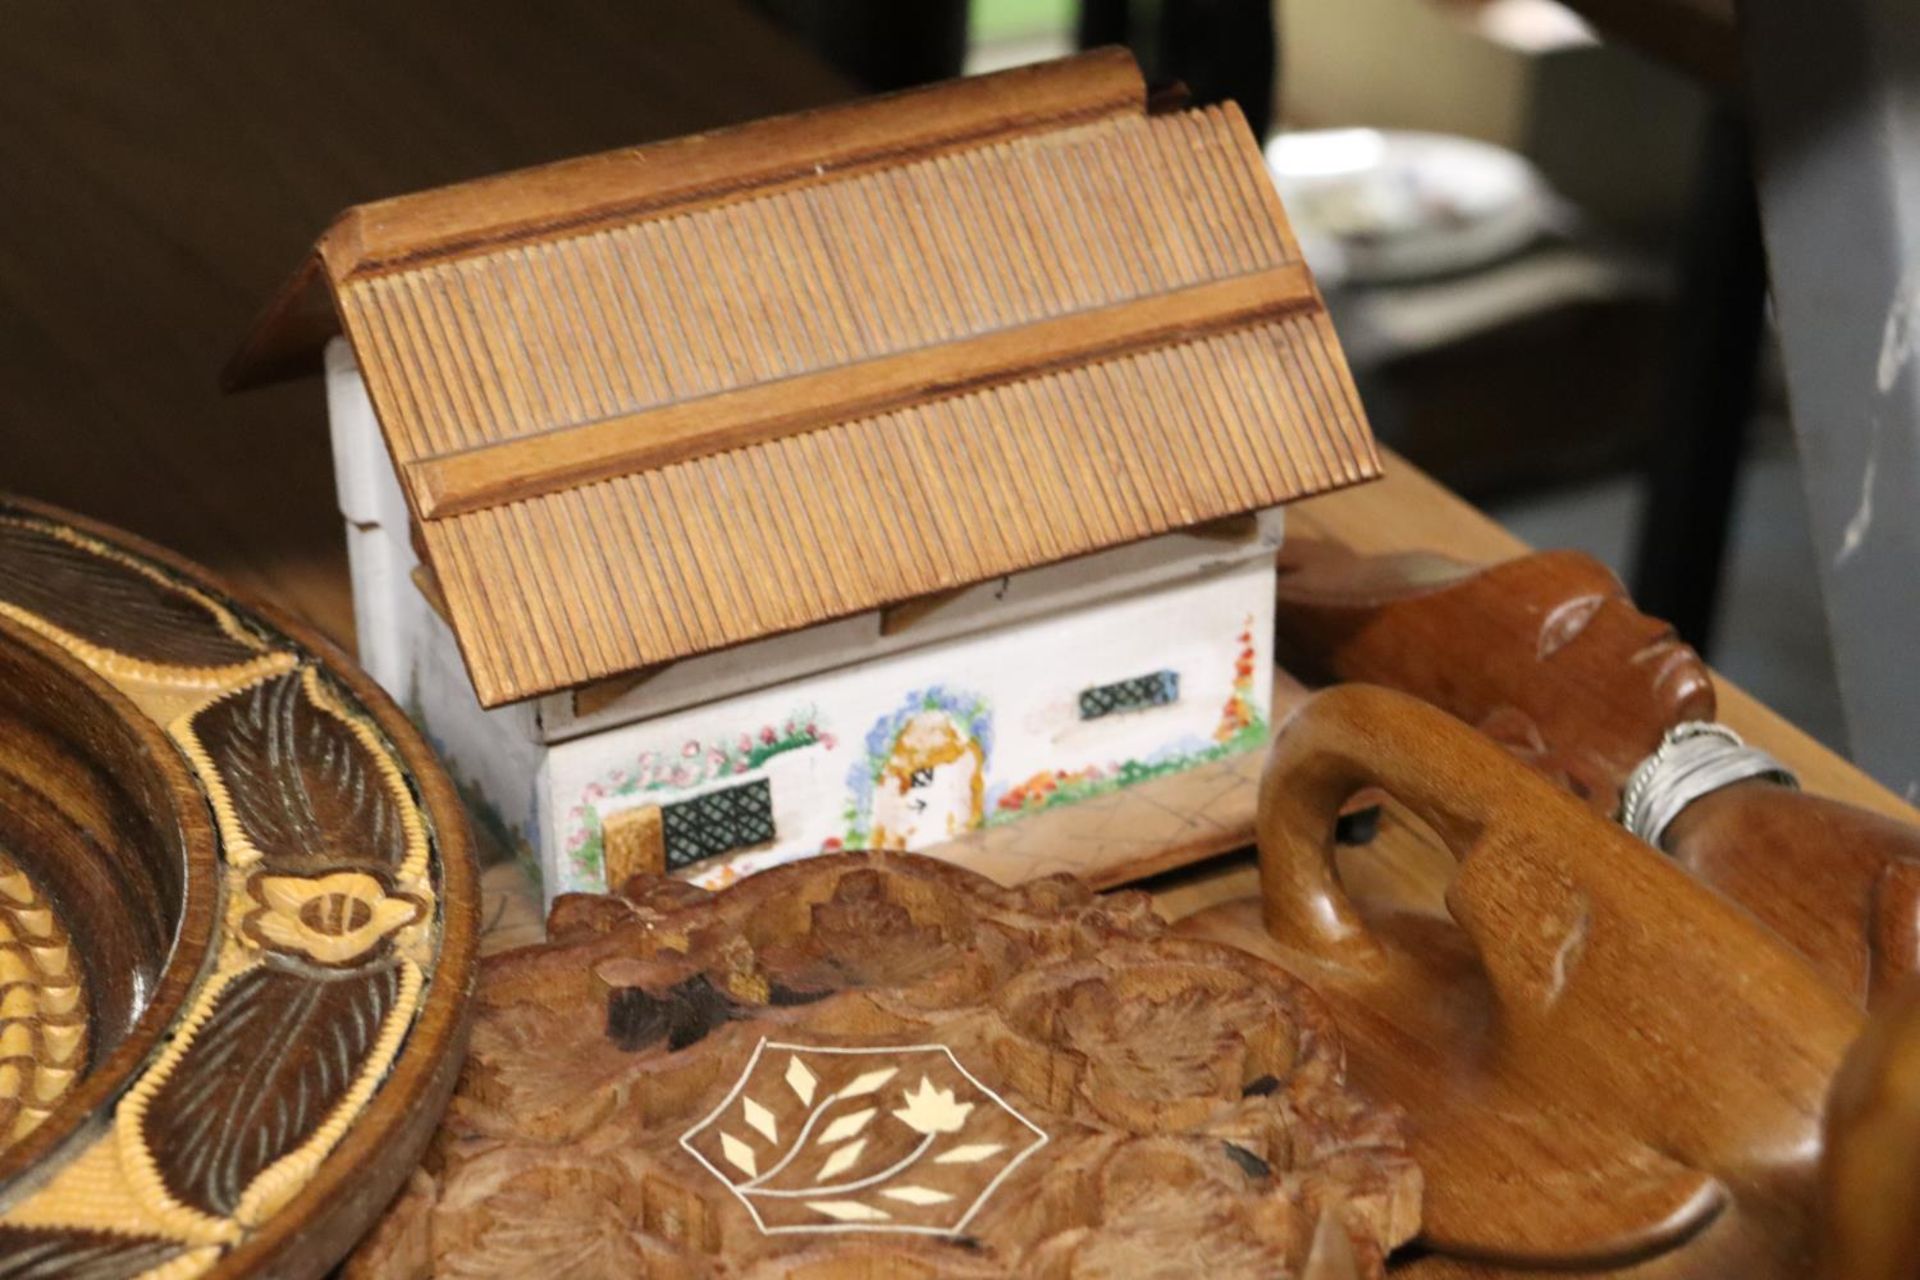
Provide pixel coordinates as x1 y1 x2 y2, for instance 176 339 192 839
224 49 1146 390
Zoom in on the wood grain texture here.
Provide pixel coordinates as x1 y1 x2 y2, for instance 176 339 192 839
427 311 1377 706
0 498 478 1280
348 852 1418 1277
1118 455 1920 931
1182 684 1864 1277
1270 546 1920 1007
229 48 1143 391
309 48 1147 297
1817 977 1920 1280
412 262 1322 518
1272 547 1713 817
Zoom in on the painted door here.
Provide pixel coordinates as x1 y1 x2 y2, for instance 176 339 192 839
870 710 986 848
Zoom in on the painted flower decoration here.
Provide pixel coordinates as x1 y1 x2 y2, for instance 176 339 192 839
893 1077 972 1135
243 870 425 967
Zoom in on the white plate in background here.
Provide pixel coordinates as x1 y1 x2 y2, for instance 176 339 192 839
1265 128 1553 285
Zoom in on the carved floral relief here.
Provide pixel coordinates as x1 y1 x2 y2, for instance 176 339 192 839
347 853 1420 1278
0 505 466 1279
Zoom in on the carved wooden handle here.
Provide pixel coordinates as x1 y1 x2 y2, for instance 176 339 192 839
1254 684 1861 1180
1255 682 1546 970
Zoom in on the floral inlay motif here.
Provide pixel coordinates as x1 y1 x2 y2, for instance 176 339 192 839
243 871 426 967
1213 617 1262 743
682 1040 1047 1236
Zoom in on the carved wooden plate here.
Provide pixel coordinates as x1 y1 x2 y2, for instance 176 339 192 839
0 497 478 1278
347 852 1420 1278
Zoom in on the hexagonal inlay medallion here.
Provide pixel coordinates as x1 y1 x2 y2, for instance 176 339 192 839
681 1039 1048 1236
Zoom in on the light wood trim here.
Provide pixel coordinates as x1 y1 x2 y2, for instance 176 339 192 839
879 585 975 637
409 563 451 624
322 50 1144 282
602 805 666 887
412 263 1318 519
571 663 670 719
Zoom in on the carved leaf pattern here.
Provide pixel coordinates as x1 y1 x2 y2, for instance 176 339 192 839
192 670 408 868
0 517 262 668
881 1185 953 1205
0 1227 187 1280
143 964 401 1217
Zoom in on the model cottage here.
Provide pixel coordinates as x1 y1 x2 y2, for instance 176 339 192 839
227 50 1380 900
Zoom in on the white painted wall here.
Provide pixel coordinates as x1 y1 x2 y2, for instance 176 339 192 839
532 558 1275 897
325 339 418 703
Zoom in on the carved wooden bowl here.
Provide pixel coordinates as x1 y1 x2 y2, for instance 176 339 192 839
0 616 217 1174
348 852 1421 1278
0 498 479 1279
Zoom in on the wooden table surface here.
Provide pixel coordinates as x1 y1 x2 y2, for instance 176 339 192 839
5 0 1906 937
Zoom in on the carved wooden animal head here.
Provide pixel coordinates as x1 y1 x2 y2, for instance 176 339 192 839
1274 547 1714 814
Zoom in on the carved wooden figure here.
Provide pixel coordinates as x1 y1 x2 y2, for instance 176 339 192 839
346 852 1420 1277
1181 683 1866 1276
1271 545 1920 1005
0 498 478 1279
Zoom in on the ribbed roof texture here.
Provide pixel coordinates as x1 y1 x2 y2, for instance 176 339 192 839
236 53 1379 705
345 109 1291 465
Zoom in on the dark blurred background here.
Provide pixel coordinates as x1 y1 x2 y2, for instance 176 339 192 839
0 0 1838 745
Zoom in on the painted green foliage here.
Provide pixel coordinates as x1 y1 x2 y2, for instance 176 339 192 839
988 617 1267 821
568 709 829 880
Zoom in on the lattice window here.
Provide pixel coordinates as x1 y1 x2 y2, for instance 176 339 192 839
1078 670 1181 720
662 778 776 871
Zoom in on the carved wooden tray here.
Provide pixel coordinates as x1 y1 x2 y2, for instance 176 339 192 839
347 851 1420 1278
0 498 478 1278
